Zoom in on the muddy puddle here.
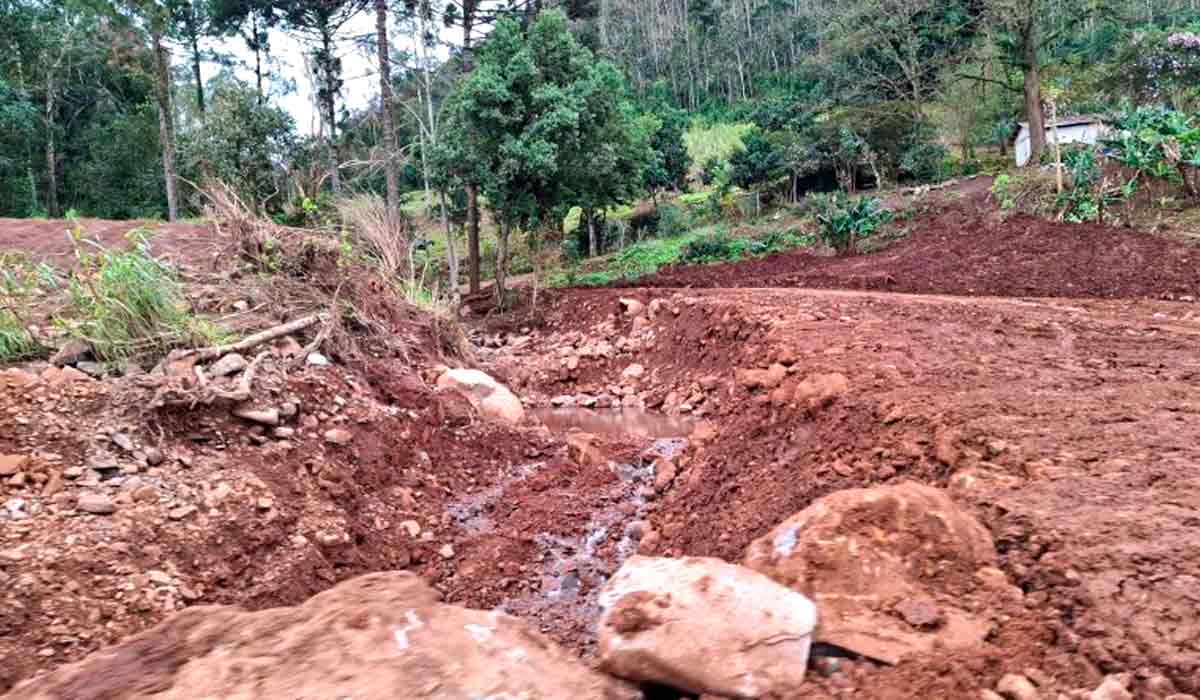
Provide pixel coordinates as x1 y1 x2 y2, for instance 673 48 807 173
531 406 698 439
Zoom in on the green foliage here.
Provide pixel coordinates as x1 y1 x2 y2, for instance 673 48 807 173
178 81 296 212
61 231 217 361
899 128 950 183
699 157 725 186
729 127 784 193
684 122 752 165
643 104 692 191
991 173 1016 211
1103 104 1200 198
812 194 892 254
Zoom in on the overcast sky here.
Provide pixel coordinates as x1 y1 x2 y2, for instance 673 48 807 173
200 12 458 136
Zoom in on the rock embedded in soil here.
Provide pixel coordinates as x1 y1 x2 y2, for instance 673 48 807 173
208 352 248 377
996 673 1040 700
0 454 27 477
323 428 353 445
735 364 787 391
791 372 850 410
76 492 115 515
4 572 640 700
436 368 526 424
232 406 280 426
743 481 997 665
597 555 816 698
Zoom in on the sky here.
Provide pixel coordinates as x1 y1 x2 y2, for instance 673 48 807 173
198 12 458 136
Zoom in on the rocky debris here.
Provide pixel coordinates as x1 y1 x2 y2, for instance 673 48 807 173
619 297 645 318
1087 674 1133 700
5 572 640 700
76 492 115 515
75 361 104 377
622 364 646 380
208 353 248 377
597 555 816 698
791 372 850 410
49 338 91 366
110 432 135 452
735 363 787 391
0 454 27 477
306 352 331 366
743 482 997 665
567 433 607 467
996 673 1040 700
232 406 280 426
144 447 165 466
652 458 677 493
323 428 353 445
436 368 525 424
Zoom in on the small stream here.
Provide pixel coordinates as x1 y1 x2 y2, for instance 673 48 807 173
444 407 694 653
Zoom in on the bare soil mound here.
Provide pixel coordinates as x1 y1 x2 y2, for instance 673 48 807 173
0 218 218 268
628 192 1200 299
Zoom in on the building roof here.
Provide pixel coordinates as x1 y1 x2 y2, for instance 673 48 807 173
1017 115 1105 130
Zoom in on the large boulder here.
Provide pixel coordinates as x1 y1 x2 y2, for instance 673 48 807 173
743 481 998 664
6 572 639 700
436 368 525 424
597 555 816 698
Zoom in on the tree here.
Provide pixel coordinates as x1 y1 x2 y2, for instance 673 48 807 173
171 0 214 116
373 0 400 220
441 10 646 297
280 0 369 195
210 0 276 102
177 78 295 210
728 126 782 215
642 101 690 194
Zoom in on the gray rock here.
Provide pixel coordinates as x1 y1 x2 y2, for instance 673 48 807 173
111 433 135 452
144 447 165 466
50 339 91 366
323 428 353 445
75 361 105 377
306 352 331 366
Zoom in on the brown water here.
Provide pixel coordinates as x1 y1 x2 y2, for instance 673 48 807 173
531 407 698 439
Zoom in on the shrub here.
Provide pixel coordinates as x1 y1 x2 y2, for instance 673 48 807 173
699 157 725 186
812 194 892 254
62 232 218 361
900 140 949 183
0 309 38 361
680 232 737 263
654 203 689 237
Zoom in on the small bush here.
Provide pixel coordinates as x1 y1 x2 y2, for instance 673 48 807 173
62 233 218 361
680 232 737 263
0 309 39 361
699 157 725 186
812 194 892 254
655 203 689 237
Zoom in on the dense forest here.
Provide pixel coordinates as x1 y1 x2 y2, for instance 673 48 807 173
1 0 1199 292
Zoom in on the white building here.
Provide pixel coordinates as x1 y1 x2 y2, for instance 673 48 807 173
1014 116 1107 167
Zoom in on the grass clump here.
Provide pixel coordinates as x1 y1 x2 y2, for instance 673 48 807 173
0 309 39 362
684 122 753 166
62 233 221 361
0 253 57 362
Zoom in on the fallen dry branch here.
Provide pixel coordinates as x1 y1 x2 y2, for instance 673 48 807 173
173 314 325 363
146 350 272 410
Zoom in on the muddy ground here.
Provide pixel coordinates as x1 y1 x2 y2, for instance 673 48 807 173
3 192 1200 699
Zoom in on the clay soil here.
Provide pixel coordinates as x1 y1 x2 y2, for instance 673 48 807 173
0 218 218 268
4 194 1200 700
629 186 1200 300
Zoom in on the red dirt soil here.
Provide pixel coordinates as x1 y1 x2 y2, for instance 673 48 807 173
628 189 1200 300
503 284 1200 698
0 218 218 268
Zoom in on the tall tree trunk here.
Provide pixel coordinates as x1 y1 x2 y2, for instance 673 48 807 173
320 25 341 194
251 13 265 103
466 183 481 293
462 0 483 294
438 191 460 292
44 74 59 218
191 33 205 115
586 209 597 257
1022 25 1046 167
494 219 510 304
374 0 400 220
151 28 179 222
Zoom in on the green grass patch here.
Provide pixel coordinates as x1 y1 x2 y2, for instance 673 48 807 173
548 224 812 288
60 234 225 362
0 309 40 362
684 122 753 166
